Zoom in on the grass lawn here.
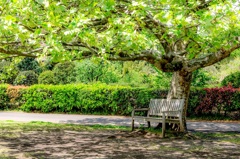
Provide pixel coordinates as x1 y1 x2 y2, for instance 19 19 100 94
0 121 239 159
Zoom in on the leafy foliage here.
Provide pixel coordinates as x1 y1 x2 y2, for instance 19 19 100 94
75 59 119 84
0 84 9 109
39 58 55 71
53 62 76 84
191 69 214 87
6 85 27 109
14 71 38 86
151 67 172 89
221 72 240 88
20 84 161 114
195 86 240 115
187 89 206 116
0 0 239 67
75 59 170 88
17 57 42 74
0 61 19 84
38 71 56 84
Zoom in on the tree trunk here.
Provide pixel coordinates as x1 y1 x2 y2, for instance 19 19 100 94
167 70 193 132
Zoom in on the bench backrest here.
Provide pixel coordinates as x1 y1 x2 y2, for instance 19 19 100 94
148 99 184 117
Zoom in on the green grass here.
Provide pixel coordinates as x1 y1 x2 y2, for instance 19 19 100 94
0 120 130 132
191 132 240 144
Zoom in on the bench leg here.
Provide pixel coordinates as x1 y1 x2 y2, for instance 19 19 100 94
147 121 151 128
131 119 134 131
162 115 166 138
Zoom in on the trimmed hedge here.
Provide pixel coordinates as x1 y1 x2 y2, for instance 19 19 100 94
20 84 164 114
0 84 239 118
0 84 9 110
0 85 27 110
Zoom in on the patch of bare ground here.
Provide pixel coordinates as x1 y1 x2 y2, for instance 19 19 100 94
0 129 239 159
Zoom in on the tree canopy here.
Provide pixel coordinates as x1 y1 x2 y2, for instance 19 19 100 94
1 0 239 72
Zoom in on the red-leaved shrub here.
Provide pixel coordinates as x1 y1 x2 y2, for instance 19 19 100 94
195 85 239 115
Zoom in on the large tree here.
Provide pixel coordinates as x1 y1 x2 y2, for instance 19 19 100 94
1 0 240 131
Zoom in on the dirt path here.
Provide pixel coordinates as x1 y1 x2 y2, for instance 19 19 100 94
0 129 240 159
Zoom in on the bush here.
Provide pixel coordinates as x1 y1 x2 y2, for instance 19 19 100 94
221 72 240 88
38 71 55 84
195 85 239 115
17 57 42 74
53 62 76 84
14 71 38 86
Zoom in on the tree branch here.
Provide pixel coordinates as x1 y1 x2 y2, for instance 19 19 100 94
0 47 41 57
63 42 99 54
0 55 19 60
187 43 240 72
0 41 21 45
107 50 162 61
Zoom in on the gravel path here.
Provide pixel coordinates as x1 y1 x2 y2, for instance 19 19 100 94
0 111 239 132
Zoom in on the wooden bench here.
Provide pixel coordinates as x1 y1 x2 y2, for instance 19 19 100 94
131 99 185 137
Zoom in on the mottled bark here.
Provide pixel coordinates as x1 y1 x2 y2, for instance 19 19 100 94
167 70 193 132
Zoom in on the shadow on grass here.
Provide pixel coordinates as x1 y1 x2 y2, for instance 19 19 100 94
0 122 239 159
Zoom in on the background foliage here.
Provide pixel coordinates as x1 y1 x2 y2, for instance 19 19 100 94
14 70 38 86
221 72 240 88
0 60 19 84
0 56 238 89
17 57 42 74
38 70 56 85
52 62 76 84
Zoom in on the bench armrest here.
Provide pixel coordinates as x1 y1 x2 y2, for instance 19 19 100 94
132 108 149 117
133 108 149 111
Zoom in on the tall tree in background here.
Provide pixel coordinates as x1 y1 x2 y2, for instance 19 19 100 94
0 0 239 131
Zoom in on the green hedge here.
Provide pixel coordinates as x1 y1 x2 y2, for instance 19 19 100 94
0 85 27 110
20 84 165 115
0 84 239 117
187 89 206 116
0 84 9 109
